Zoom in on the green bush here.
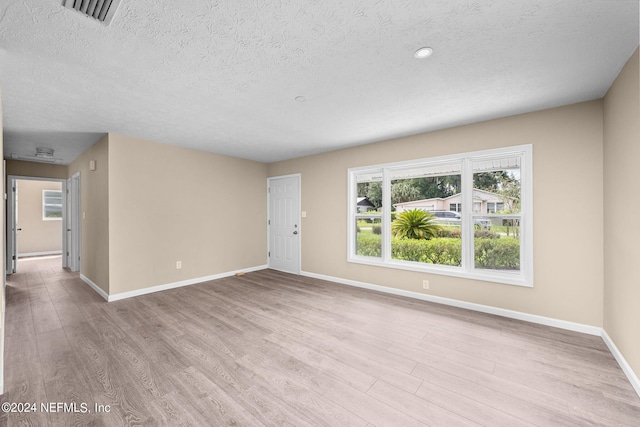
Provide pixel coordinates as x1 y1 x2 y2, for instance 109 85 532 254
356 233 382 257
392 238 462 266
475 238 520 270
434 228 500 239
356 233 520 270
392 209 440 240
474 230 500 239
372 224 382 235
436 228 461 238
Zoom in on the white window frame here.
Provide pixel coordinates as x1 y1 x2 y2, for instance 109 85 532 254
43 189 63 221
348 144 533 287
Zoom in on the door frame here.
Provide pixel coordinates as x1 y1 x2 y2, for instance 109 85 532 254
267 173 301 274
68 172 81 272
6 175 69 274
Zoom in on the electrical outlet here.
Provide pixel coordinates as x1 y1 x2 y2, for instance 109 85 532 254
422 280 429 290
176 261 182 269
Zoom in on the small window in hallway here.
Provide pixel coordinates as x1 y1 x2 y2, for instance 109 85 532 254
43 190 62 220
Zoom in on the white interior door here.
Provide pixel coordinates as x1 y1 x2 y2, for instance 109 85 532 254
268 175 300 274
65 178 72 268
69 172 81 272
6 178 17 274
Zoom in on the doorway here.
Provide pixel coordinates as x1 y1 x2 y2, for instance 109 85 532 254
6 175 80 274
267 174 301 274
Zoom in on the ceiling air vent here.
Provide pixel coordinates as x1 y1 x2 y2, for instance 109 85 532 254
35 147 55 158
62 0 123 25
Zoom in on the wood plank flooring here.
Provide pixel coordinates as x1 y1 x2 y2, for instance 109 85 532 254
1 256 639 426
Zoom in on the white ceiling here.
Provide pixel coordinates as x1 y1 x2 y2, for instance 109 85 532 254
1 1 638 164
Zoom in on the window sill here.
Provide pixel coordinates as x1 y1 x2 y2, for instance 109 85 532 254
348 256 533 288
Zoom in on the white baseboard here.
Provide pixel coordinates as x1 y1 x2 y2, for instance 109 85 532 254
300 271 602 336
602 330 640 398
107 265 268 302
18 251 62 258
80 274 109 301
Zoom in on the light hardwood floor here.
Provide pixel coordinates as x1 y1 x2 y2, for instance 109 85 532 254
1 256 639 426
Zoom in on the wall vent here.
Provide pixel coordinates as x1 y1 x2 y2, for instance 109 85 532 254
62 0 123 25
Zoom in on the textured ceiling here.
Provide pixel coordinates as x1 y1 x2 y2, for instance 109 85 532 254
1 1 638 164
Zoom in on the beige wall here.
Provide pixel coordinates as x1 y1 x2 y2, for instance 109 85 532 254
604 48 640 380
269 100 604 326
68 136 110 294
6 160 68 180
16 180 62 255
107 134 268 295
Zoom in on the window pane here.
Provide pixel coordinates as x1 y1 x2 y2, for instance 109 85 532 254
44 197 61 204
449 203 462 212
473 157 521 214
474 216 520 271
43 190 63 219
356 171 382 212
355 171 382 258
356 216 381 258
390 164 462 267
44 206 63 218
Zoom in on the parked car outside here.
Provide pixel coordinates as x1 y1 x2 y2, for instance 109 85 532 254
431 211 491 229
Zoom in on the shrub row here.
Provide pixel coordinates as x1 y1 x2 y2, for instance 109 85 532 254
356 233 382 257
474 238 520 270
435 228 500 239
356 234 519 269
392 238 462 266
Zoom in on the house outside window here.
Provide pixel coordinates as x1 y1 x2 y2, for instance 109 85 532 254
348 144 533 287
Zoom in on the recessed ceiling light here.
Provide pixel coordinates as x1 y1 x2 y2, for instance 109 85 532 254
295 96 306 102
414 47 433 59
